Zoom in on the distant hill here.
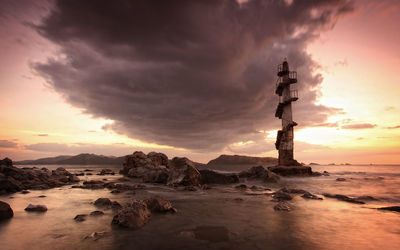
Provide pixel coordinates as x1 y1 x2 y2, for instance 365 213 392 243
205 154 277 171
15 153 125 165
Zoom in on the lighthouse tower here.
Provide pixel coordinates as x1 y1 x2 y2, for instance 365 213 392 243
275 59 299 166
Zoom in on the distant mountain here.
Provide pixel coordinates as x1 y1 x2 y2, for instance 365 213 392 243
15 153 125 165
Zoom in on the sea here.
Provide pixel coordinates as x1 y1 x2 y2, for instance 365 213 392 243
0 164 399 250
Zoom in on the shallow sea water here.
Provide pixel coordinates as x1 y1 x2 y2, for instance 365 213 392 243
1 164 400 250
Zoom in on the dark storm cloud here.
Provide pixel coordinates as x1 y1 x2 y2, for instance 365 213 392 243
33 0 354 152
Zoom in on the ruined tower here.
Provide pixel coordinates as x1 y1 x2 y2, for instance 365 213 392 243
275 59 299 166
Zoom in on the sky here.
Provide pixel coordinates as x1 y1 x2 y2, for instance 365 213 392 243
0 0 399 164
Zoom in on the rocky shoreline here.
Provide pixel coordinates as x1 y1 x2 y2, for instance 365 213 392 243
1 152 399 232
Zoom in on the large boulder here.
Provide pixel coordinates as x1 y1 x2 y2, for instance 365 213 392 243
0 201 13 220
199 169 239 184
111 200 151 228
167 157 201 186
121 151 169 184
239 166 280 183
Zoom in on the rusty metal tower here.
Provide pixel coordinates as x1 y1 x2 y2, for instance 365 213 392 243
275 59 299 166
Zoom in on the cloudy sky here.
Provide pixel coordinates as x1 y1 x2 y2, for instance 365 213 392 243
1 0 399 164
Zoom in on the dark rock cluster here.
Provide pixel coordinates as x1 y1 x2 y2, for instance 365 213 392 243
0 158 79 194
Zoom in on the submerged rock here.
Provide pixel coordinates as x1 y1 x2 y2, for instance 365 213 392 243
111 200 151 229
273 190 293 201
274 201 291 211
74 214 87 222
90 210 105 216
199 169 239 184
323 193 365 204
0 201 13 220
25 204 47 212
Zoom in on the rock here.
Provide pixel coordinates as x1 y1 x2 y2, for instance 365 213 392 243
0 158 13 167
235 184 248 190
0 159 80 194
268 166 313 176
183 186 197 191
118 177 132 182
144 197 176 213
37 195 46 198
167 157 201 186
84 169 93 172
94 198 112 207
323 171 330 176
98 169 115 175
75 172 85 176
377 206 400 213
85 173 93 175
199 169 239 184
273 190 293 201
121 151 170 184
0 201 13 220
21 190 30 194
301 192 323 200
238 166 280 183
25 204 47 212
274 201 291 211
233 198 244 202
357 195 379 201
311 172 322 176
90 210 105 216
84 231 111 241
111 189 122 194
74 214 87 222
323 193 365 204
336 178 346 181
81 180 105 189
111 200 151 228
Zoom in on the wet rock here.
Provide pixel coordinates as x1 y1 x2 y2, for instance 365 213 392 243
84 169 94 172
74 214 87 222
98 169 115 175
235 184 248 190
377 206 400 213
75 172 85 176
323 171 330 176
141 169 169 184
144 197 177 213
94 198 112 207
21 190 30 194
273 190 293 201
323 193 365 204
268 166 313 176
0 158 79 194
301 192 323 200
274 201 291 211
357 195 379 201
111 201 122 210
85 173 93 175
84 231 111 241
81 180 105 189
183 185 197 191
336 178 346 181
199 169 239 184
111 200 151 229
110 189 122 194
238 166 280 183
25 204 47 212
37 195 46 198
90 210 105 216
0 201 13 220
167 157 201 186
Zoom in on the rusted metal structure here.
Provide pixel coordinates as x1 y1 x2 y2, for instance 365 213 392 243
275 59 298 166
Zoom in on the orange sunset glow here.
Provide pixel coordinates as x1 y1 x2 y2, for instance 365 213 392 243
1 0 400 164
